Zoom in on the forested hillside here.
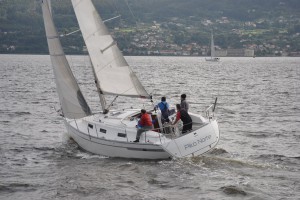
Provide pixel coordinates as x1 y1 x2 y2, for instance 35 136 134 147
0 0 300 55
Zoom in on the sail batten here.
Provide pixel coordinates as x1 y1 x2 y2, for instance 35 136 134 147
41 0 91 119
71 0 150 99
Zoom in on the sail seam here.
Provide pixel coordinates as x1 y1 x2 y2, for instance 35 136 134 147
84 30 108 42
101 41 117 53
50 53 65 56
94 54 127 74
47 36 59 39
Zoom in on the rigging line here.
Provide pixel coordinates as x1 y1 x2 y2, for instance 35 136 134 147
106 95 119 110
103 15 121 23
124 0 139 26
112 0 121 17
60 29 80 37
60 16 121 38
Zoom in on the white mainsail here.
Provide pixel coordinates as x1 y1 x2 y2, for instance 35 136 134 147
210 32 215 58
71 0 150 99
41 0 91 119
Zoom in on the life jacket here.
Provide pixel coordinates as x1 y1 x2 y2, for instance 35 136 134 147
140 113 152 127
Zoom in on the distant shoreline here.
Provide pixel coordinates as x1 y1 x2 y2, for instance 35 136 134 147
0 53 299 57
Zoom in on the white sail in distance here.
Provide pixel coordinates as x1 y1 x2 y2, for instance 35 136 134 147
71 0 150 99
41 0 91 119
211 33 215 58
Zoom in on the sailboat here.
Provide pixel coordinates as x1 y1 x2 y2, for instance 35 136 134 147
205 32 220 62
41 0 220 160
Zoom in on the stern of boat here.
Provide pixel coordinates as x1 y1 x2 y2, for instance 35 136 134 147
161 119 220 158
161 98 220 158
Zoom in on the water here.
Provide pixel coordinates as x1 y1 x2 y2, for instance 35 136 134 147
0 54 299 200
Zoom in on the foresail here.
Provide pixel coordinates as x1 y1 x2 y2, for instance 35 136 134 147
41 0 91 119
71 0 150 98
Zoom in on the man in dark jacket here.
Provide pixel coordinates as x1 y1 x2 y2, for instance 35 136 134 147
172 104 192 134
180 94 189 112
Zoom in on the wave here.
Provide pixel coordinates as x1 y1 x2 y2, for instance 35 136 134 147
147 178 174 189
255 154 300 160
0 183 37 193
250 154 300 170
15 111 31 115
220 185 247 196
183 154 275 169
33 146 56 151
5 111 32 117
244 131 289 138
8 146 56 153
245 133 269 138
257 154 284 159
221 107 236 114
208 148 228 155
117 163 140 172
74 152 108 160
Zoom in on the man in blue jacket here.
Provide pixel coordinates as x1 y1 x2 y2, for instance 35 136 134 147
156 96 170 123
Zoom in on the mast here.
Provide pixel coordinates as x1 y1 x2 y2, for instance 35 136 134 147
89 57 108 113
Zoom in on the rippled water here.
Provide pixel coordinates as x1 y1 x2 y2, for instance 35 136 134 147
0 54 299 200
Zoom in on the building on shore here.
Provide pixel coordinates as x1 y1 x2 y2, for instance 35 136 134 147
216 49 254 57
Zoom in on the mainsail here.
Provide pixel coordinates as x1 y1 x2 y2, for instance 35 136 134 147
71 0 150 99
41 0 91 119
211 32 215 58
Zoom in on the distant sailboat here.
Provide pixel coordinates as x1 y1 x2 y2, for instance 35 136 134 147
41 0 220 159
205 32 220 62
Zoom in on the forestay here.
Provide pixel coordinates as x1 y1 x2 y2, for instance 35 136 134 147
41 0 91 119
71 0 150 98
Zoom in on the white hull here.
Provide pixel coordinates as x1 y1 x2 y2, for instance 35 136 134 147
64 119 171 160
205 57 220 62
63 109 220 160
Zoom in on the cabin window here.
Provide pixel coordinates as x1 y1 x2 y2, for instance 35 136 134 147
118 133 126 138
88 124 93 129
100 128 107 133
